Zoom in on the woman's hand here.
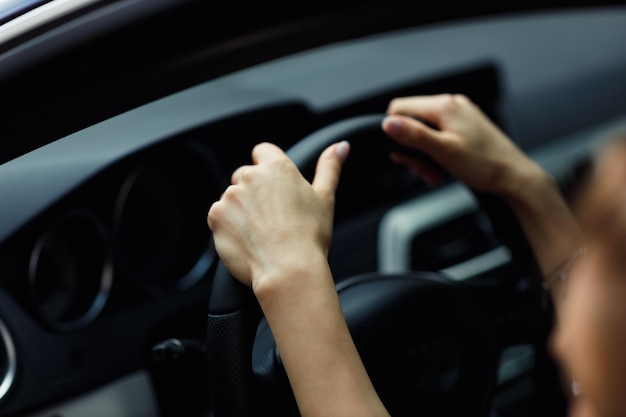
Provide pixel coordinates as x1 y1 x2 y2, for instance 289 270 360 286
383 94 543 198
383 94 585 309
207 141 349 293
208 141 391 417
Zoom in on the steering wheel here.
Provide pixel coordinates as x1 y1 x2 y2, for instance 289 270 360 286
206 114 535 417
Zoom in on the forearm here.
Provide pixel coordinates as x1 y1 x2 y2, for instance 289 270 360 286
500 162 585 311
254 253 390 417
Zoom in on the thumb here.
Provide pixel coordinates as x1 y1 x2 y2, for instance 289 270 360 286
312 141 350 199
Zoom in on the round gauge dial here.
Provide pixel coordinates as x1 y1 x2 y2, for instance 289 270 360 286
28 211 112 332
114 145 219 296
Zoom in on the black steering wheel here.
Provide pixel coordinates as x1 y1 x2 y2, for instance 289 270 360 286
206 114 536 417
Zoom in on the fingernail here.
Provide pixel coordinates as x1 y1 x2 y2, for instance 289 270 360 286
382 116 403 135
335 141 350 162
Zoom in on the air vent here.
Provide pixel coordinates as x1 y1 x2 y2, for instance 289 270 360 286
378 183 513 279
0 318 16 402
411 211 498 271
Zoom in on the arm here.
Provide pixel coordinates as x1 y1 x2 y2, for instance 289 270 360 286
383 94 584 312
208 142 390 417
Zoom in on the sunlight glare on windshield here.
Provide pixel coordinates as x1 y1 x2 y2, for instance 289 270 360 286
0 0 47 22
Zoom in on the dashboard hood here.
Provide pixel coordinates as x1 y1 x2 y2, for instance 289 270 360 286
0 1 600 164
0 2 624 416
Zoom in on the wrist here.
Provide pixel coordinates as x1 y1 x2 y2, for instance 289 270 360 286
495 158 585 291
251 248 331 305
497 160 555 207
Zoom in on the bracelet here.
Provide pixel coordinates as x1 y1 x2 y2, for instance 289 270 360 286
542 246 587 292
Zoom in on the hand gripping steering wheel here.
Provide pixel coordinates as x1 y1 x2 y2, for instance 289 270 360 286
207 114 535 417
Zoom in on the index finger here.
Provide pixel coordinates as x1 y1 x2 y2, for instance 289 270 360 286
387 94 457 126
251 142 288 164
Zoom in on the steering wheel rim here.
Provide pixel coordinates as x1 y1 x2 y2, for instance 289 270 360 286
206 113 537 417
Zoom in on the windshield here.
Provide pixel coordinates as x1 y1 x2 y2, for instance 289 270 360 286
0 0 50 24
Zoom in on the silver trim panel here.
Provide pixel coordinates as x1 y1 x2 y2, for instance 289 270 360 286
0 0 99 45
0 318 16 401
26 371 160 417
378 183 477 274
441 246 512 281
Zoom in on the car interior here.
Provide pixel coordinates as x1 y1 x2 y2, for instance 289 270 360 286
0 2 624 416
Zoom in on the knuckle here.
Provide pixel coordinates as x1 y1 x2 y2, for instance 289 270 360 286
230 169 240 184
387 97 405 112
439 93 472 116
219 185 238 205
207 202 222 228
252 141 272 158
232 166 256 184
240 168 254 183
252 142 267 154
272 157 296 174
452 93 471 106
440 94 458 111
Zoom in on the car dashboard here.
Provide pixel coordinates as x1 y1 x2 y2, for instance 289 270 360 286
0 4 624 416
